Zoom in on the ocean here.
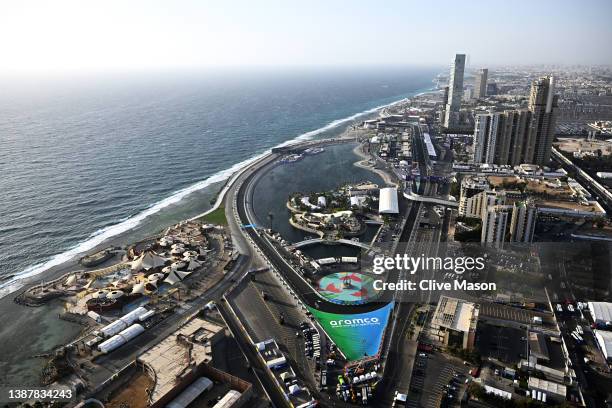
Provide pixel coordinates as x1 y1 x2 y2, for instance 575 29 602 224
0 67 436 295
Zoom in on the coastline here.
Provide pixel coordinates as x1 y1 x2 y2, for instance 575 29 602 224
0 87 432 386
1 88 434 301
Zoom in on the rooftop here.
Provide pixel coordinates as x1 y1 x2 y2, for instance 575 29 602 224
379 187 399 214
528 377 567 397
432 296 478 333
594 330 612 360
138 317 224 404
588 301 612 323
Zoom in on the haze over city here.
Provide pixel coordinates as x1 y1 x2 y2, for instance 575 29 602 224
1 0 611 74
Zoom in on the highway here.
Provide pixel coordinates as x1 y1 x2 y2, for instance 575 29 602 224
217 298 293 408
377 123 451 403
223 125 454 406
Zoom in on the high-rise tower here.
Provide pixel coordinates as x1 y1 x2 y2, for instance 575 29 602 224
474 68 488 99
526 76 558 165
473 109 531 165
444 54 466 129
481 205 510 249
509 200 537 243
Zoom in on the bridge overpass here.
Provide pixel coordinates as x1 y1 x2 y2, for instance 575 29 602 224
403 190 459 207
289 238 378 252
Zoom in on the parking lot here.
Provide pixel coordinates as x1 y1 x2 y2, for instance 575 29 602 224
479 301 551 326
405 351 468 408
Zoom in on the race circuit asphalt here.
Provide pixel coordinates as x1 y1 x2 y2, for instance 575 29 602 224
233 126 430 316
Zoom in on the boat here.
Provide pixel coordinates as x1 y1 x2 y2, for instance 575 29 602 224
279 154 303 164
303 147 325 155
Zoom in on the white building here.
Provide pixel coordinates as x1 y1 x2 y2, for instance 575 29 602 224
166 377 214 408
510 200 537 243
473 110 531 165
481 205 510 248
462 190 504 219
473 112 500 164
594 330 612 363
431 296 479 350
484 385 511 400
379 187 399 214
596 172 612 179
350 195 368 208
458 176 490 216
588 302 612 327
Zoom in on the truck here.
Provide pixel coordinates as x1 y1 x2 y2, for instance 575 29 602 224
392 391 407 407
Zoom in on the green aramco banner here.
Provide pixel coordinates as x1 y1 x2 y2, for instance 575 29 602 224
307 302 394 361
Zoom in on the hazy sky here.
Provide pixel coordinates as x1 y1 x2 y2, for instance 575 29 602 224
1 0 611 74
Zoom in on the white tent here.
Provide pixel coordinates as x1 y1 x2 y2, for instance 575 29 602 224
146 280 159 291
92 290 108 299
378 187 399 214
164 270 192 285
119 272 133 282
107 290 125 300
131 250 167 271
98 324 145 354
65 274 77 286
170 247 184 256
186 259 201 271
131 282 146 294
162 265 177 274
148 272 165 281
159 237 173 247
172 261 187 270
183 250 198 260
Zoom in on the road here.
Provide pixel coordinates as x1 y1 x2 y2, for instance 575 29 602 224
217 298 293 408
222 124 456 406
376 123 457 405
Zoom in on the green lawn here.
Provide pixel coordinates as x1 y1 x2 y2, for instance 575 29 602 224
199 206 228 226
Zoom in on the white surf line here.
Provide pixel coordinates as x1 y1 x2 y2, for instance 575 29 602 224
1 92 424 296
